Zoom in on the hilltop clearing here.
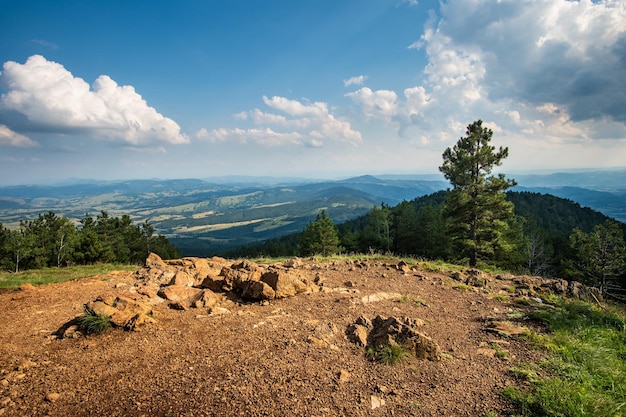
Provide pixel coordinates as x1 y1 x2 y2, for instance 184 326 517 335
0 256 598 416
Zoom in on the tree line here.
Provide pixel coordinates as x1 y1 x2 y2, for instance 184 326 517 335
230 121 626 299
0 211 179 272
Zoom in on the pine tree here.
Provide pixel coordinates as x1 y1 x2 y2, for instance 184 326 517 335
299 210 341 256
439 120 517 267
570 220 626 295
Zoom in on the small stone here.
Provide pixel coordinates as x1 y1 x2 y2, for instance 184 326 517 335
45 393 60 403
208 307 231 316
307 336 327 348
476 348 497 357
370 395 385 410
338 370 350 384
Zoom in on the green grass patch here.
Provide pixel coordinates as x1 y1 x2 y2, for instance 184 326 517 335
0 264 138 290
78 306 112 335
453 283 473 291
505 298 626 416
367 343 409 365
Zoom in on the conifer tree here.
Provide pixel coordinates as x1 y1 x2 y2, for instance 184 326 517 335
299 210 341 256
570 220 626 295
439 120 517 267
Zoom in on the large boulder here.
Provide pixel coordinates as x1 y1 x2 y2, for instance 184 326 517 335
348 315 441 361
157 285 204 310
240 280 276 300
85 293 156 331
261 270 311 298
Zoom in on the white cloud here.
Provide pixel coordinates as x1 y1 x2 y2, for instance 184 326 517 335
0 55 189 147
343 75 368 87
0 124 38 147
345 88 398 123
197 127 305 147
202 96 362 147
348 0 626 156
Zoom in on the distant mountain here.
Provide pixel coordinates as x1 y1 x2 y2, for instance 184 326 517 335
2 171 625 256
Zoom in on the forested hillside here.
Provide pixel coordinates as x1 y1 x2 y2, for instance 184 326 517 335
229 190 626 292
0 211 179 272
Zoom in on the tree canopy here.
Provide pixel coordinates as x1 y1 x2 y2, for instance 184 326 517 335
0 211 179 272
298 210 341 256
439 120 517 267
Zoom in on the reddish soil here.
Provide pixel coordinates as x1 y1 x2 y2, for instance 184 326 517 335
0 259 543 417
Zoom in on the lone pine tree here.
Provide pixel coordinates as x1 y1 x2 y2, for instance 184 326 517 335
439 120 517 267
299 210 341 256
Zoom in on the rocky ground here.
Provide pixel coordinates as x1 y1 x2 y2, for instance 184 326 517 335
0 255 588 417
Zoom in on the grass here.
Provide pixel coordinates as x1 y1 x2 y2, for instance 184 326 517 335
0 264 138 290
397 294 429 306
78 306 112 335
367 343 409 365
452 283 473 291
504 297 626 417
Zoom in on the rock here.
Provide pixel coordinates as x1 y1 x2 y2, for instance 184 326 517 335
192 290 219 309
370 395 385 410
306 336 327 347
85 301 118 318
361 292 402 304
240 281 276 300
44 392 60 403
476 348 497 358
338 370 350 384
157 285 203 304
345 324 368 346
397 260 410 273
349 315 441 361
168 270 195 287
283 257 303 268
261 270 311 298
145 252 168 270
62 324 82 339
199 274 226 292
208 307 231 316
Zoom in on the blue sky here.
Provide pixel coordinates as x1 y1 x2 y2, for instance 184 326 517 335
1 0 625 185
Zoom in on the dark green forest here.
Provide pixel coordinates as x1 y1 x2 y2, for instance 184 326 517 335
226 190 626 297
0 211 179 272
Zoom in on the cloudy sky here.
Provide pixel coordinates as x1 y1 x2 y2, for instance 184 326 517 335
1 0 625 185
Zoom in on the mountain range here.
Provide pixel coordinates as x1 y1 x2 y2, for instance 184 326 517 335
1 170 624 256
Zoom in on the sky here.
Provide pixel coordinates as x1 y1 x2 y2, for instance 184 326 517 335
1 0 625 185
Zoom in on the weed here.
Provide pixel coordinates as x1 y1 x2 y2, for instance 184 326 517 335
413 297 428 307
440 352 453 360
453 283 473 291
506 298 626 416
397 294 410 303
490 342 509 359
79 307 112 335
367 344 409 365
493 294 509 302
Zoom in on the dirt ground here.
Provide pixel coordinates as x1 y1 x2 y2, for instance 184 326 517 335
0 258 544 417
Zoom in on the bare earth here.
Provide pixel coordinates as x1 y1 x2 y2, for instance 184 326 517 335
0 258 544 417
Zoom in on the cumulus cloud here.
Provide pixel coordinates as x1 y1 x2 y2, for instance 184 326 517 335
348 0 626 150
343 75 368 87
0 124 38 147
201 96 362 147
0 55 189 147
428 0 626 123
